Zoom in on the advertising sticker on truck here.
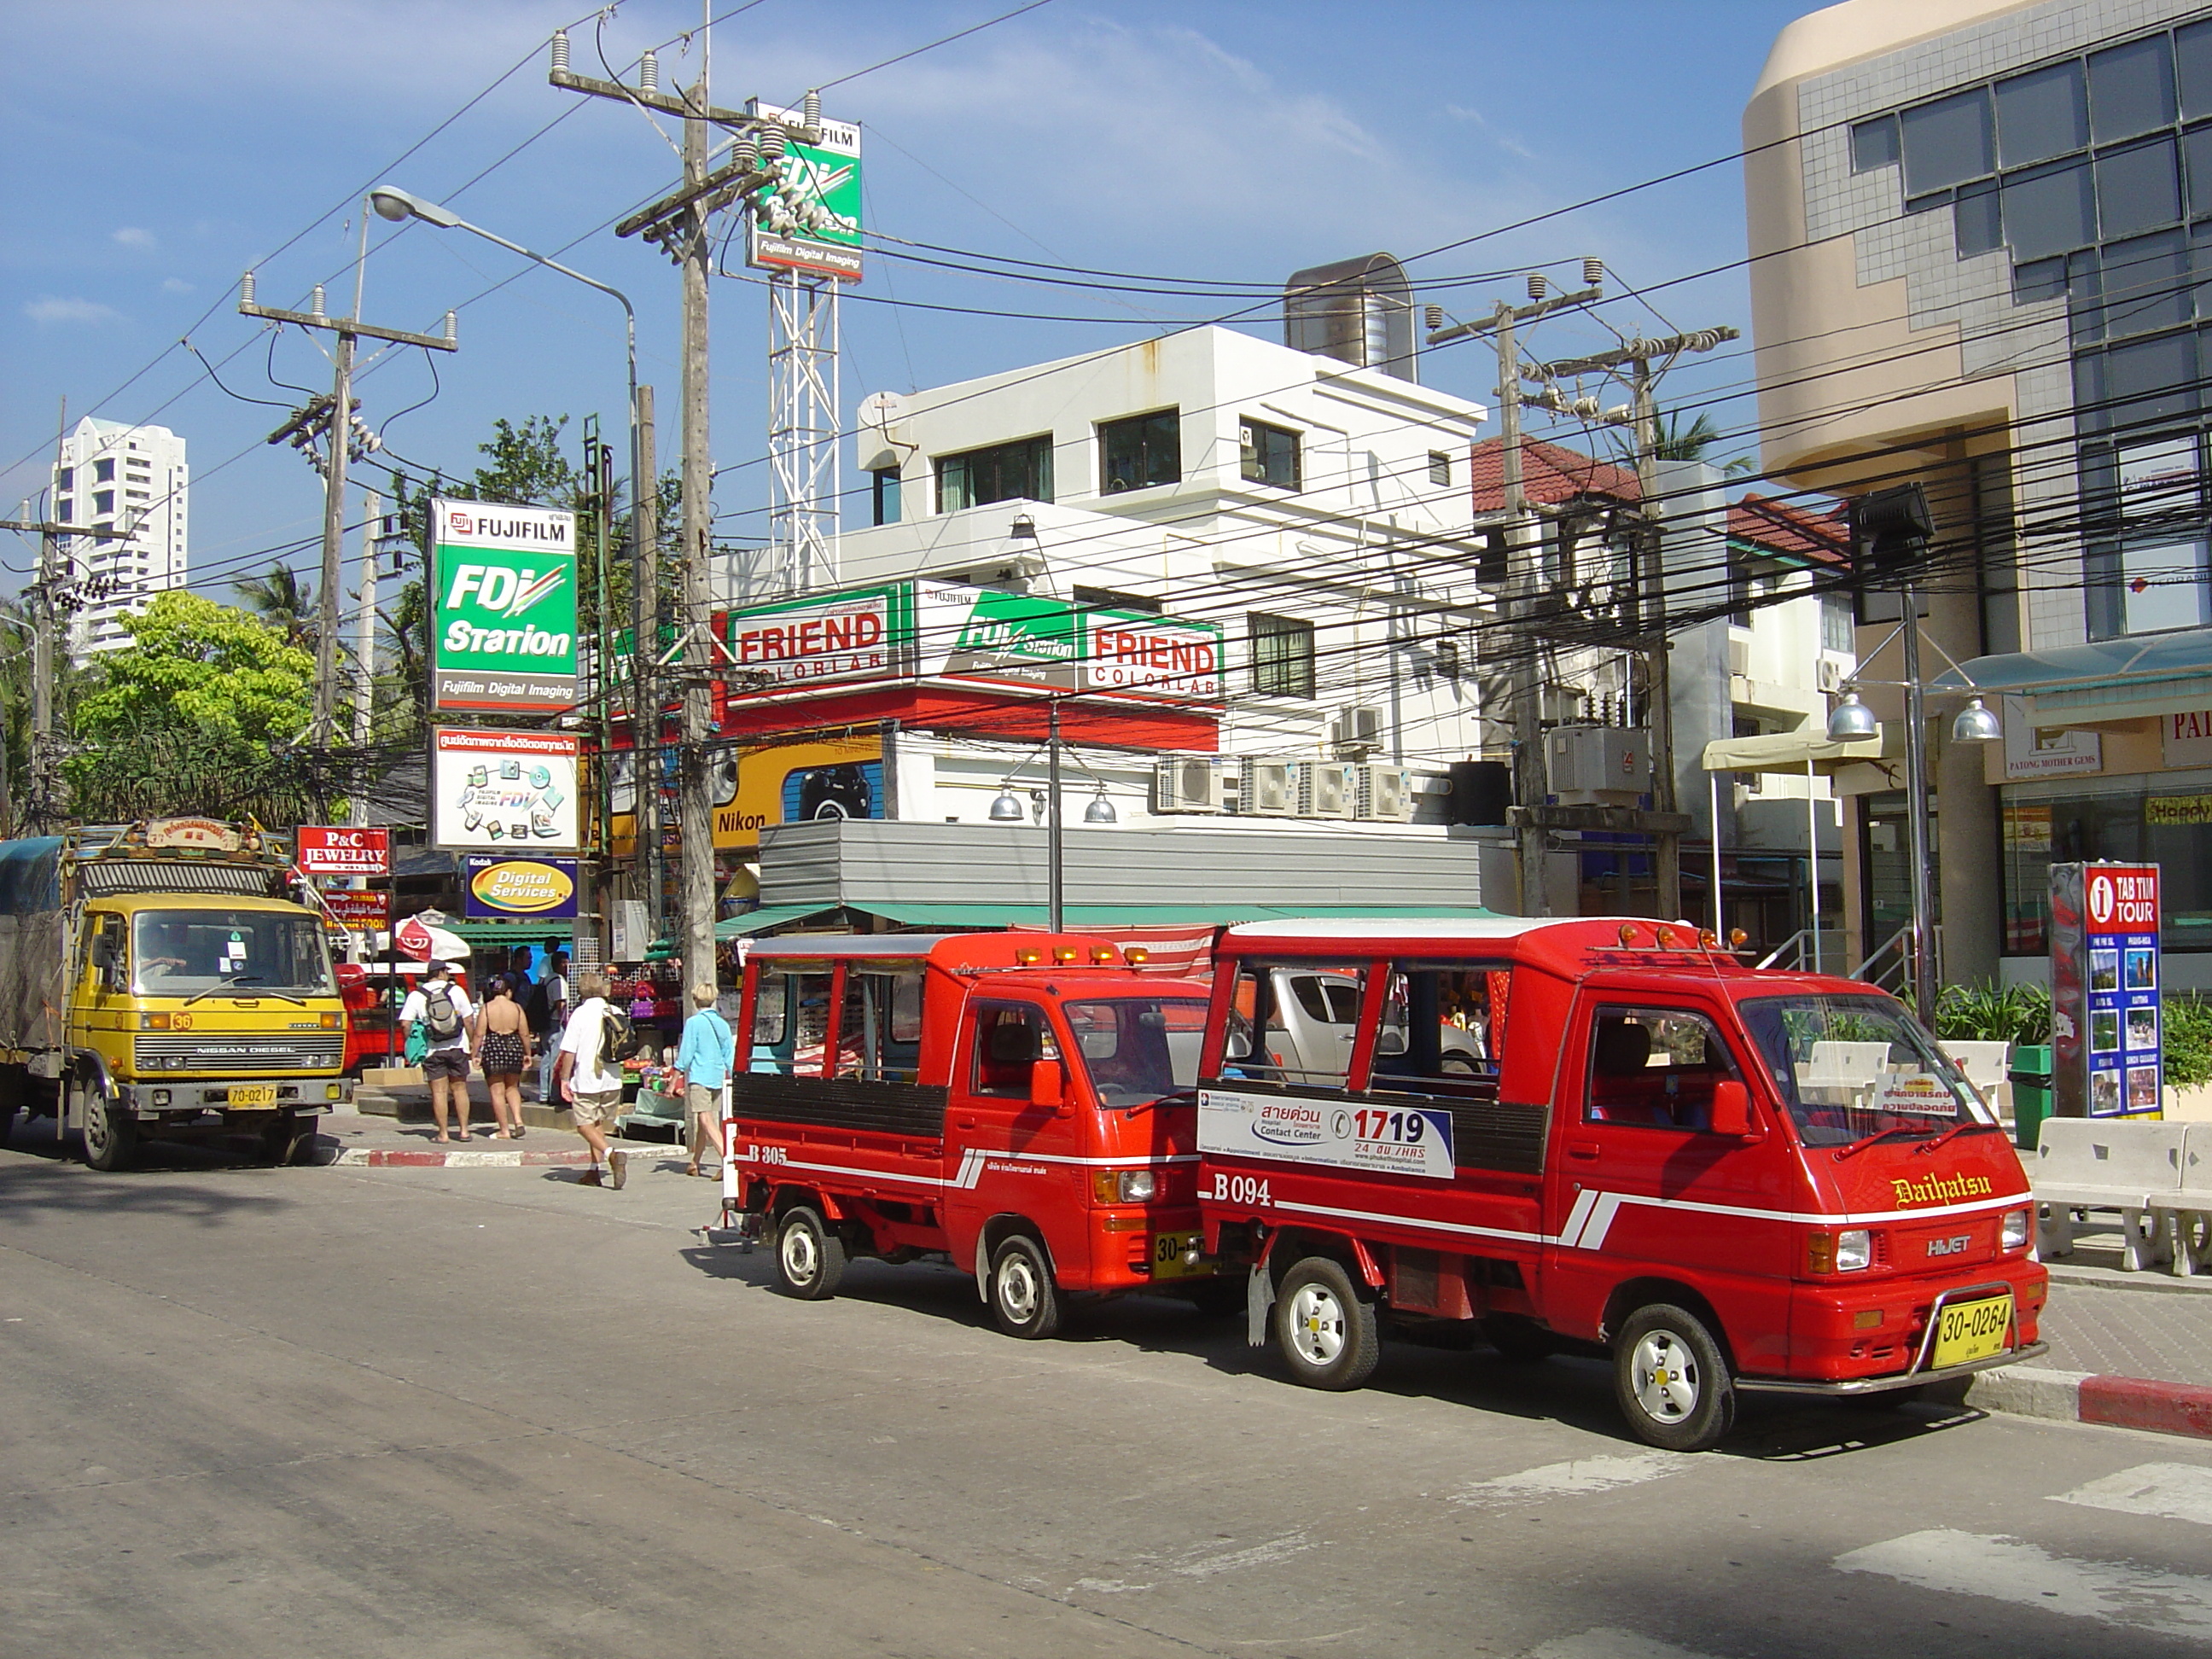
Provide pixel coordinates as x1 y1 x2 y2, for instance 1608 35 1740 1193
1196 1087 1456 1179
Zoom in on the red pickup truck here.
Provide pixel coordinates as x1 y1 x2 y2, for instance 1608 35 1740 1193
723 933 1224 1337
1195 917 2049 1451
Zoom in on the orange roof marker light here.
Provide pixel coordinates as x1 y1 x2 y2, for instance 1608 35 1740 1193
1730 928 1749 951
1090 946 1118 963
1617 924 1640 947
1125 946 1150 965
1699 929 1720 949
1014 947 1045 966
1654 926 1678 949
1053 946 1082 964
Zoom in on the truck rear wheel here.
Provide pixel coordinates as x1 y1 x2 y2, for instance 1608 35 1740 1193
1274 1256 1379 1391
987 1234 1062 1340
1614 1302 1735 1452
773 1206 846 1301
80 1086 137 1173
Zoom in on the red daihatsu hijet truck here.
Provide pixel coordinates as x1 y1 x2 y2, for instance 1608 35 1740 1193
1195 917 2048 1451
722 932 1224 1337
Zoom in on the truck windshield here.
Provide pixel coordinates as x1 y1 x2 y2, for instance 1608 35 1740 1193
1737 994 1995 1148
1062 998 1209 1108
132 910 336 998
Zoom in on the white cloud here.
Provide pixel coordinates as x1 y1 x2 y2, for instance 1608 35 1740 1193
24 296 125 326
113 226 156 248
160 276 195 294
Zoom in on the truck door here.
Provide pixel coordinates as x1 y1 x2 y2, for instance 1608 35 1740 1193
1543 998 1793 1370
945 1000 1087 1281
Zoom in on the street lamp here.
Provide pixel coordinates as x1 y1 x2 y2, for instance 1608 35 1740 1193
1952 696 2003 743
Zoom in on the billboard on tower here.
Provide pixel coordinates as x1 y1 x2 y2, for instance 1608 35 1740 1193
428 498 579 713
748 105 863 282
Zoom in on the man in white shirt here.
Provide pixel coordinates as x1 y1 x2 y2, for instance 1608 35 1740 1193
552 969 628 1190
399 962 477 1144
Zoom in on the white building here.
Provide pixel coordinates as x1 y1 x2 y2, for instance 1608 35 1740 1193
50 416 189 654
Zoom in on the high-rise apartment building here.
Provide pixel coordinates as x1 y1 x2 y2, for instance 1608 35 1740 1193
1746 0 2212 988
49 416 189 653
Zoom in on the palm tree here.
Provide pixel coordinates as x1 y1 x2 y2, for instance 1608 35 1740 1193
232 564 317 648
1614 410 1755 475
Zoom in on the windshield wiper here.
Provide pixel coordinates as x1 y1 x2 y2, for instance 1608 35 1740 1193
183 973 306 1008
1915 1119 1993 1155
1831 1126 1924 1161
1123 1088 1198 1119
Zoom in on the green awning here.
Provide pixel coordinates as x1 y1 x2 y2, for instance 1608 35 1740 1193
716 899 1497 940
1934 627 2212 725
440 917 578 944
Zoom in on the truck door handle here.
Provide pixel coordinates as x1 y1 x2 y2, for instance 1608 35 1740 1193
956 1117 976 1131
1568 1141 1600 1161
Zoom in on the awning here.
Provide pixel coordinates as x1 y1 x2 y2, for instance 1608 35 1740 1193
1700 731 1889 773
715 898 1499 940
1933 627 2212 726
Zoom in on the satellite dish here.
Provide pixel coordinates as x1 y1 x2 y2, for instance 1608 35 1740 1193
858 390 907 431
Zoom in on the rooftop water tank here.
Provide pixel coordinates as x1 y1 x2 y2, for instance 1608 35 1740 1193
1283 253 1418 383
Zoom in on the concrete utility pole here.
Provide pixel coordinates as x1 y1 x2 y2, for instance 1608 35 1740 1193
632 386 662 936
239 271 457 748
0 510 134 832
349 489 381 826
678 84 718 984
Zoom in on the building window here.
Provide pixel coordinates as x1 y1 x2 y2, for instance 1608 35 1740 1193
1427 450 1452 486
1072 585 1161 614
870 467 901 527
57 467 72 491
1475 528 1508 591
1726 550 1755 627
1954 179 2001 257
2095 135 2181 239
93 457 114 483
1901 87 1993 196
1249 612 1314 698
2002 156 2095 260
93 491 114 515
2090 35 2176 144
1851 113 1900 172
56 498 72 522
935 435 1051 513
1996 61 2088 167
1239 419 1300 490
1097 408 1179 495
1821 590 1855 654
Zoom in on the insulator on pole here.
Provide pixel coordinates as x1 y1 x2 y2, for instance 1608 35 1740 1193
801 89 820 132
550 28 570 72
639 49 659 93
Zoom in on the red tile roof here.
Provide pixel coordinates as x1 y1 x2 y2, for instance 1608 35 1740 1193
1468 437 1639 511
1728 493 1848 565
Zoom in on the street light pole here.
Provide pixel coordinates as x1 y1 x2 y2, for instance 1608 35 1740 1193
1899 585 1939 1019
1047 700 1064 934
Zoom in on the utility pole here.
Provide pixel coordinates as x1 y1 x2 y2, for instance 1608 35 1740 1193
2 510 132 833
632 386 663 937
239 271 456 748
350 489 381 826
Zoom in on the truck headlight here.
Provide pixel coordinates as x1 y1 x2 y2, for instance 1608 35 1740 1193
2000 1208 2029 1250
1118 1169 1157 1202
1835 1228 1872 1272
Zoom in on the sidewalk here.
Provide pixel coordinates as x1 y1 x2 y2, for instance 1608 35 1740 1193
314 1089 703 1173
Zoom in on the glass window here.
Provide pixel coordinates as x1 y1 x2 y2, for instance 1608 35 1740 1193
1851 113 1901 172
2005 156 2097 259
1996 61 2089 167
870 467 900 526
1239 418 1301 489
92 490 114 515
1218 962 1369 1089
1428 450 1452 487
1954 179 2002 257
2098 230 2192 337
2090 35 2177 144
2098 135 2182 239
968 1001 1058 1097
2121 536 2208 632
1249 611 1315 698
55 498 72 523
1737 995 1992 1148
56 466 72 490
2104 328 2199 429
2181 19 2212 119
935 435 1052 513
1901 88 1994 195
94 457 114 482
1098 408 1180 495
2185 125 2212 217
131 909 336 998
2015 253 2069 303
1584 1006 1743 1132
1821 591 1855 653
1062 996 1208 1108
1368 963 1508 1097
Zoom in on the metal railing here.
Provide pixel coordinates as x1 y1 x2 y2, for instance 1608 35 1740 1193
1754 928 1850 973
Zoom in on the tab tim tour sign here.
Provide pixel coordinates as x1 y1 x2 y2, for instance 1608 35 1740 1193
429 498 578 713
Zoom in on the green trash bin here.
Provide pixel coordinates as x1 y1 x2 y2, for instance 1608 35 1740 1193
2009 1044 2052 1152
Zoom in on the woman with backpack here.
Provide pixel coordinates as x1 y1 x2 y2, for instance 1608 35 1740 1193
399 962 477 1144
472 973 532 1141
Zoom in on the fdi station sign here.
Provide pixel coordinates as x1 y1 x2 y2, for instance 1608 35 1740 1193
2051 861 2163 1119
747 106 863 282
430 728 581 853
296 825 391 877
462 854 582 920
428 498 579 713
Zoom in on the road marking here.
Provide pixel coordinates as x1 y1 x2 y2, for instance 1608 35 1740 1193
1171 1532 1312 1577
1452 1452 1693 1509
1836 1528 2212 1639
2052 1464 2212 1528
1523 1632 1723 1659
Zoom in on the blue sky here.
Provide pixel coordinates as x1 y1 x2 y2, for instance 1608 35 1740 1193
0 0 1819 597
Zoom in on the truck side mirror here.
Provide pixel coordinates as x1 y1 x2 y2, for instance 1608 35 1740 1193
1029 1058 1067 1112
1710 1080 1755 1138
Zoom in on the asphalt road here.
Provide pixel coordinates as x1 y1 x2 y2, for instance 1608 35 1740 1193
4 1133 2210 1658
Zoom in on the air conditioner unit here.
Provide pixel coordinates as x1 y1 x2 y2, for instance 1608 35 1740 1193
1303 760 1356 819
1817 657 1845 693
1239 757 1299 816
1330 704 1385 755
1151 757 1222 814
1357 764 1415 822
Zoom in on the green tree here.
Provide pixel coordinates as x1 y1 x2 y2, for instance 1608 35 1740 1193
230 562 318 649
1614 409 1755 475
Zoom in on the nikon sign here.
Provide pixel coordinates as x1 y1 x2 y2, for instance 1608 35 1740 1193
429 498 579 713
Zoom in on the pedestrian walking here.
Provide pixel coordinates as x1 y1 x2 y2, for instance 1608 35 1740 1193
399 962 476 1144
530 951 570 1101
672 981 735 1178
551 970 628 1190
472 973 532 1141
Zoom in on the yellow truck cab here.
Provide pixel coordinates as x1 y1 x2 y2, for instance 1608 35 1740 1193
0 818 352 1168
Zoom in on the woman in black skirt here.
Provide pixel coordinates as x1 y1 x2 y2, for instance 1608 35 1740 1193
473 974 532 1141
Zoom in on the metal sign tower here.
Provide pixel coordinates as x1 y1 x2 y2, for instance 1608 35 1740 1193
763 273 839 600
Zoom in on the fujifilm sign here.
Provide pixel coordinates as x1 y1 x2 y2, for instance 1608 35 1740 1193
429 498 579 713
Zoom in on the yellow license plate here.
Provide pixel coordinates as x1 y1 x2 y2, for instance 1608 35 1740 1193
1150 1231 1205 1280
1930 1293 2013 1369
228 1085 279 1109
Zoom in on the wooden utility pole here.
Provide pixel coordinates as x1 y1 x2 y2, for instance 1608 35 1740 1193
678 82 718 982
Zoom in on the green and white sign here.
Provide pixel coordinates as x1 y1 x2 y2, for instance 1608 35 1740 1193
748 106 863 282
429 498 579 713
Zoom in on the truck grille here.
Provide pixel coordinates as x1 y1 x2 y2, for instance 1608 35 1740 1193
133 1034 344 1073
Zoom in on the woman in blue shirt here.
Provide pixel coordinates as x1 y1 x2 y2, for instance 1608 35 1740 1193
674 981 735 1178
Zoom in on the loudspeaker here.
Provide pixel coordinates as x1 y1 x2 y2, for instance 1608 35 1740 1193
1448 760 1512 826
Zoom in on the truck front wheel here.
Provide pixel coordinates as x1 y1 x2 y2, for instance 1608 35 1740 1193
261 1113 312 1167
772 1206 846 1301
80 1086 137 1173
1614 1302 1735 1452
1274 1256 1380 1391
987 1234 1062 1340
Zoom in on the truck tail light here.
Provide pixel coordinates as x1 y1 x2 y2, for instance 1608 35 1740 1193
1806 1229 1872 1273
2000 1208 2029 1250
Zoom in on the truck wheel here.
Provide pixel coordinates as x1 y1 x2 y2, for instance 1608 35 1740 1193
1274 1256 1379 1391
987 1234 1062 1340
1615 1302 1735 1452
772 1206 846 1301
80 1087 137 1173
261 1114 311 1167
